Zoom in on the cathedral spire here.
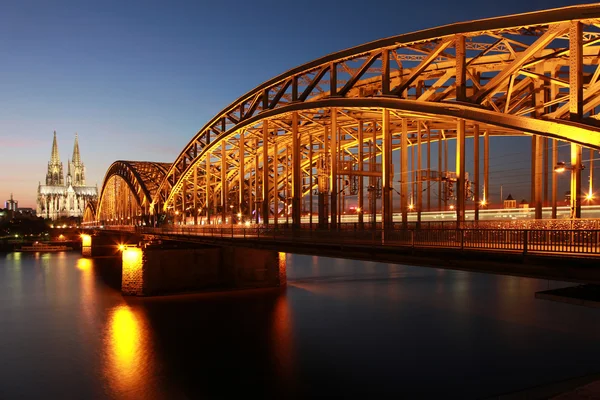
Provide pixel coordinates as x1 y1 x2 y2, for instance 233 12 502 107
51 131 60 164
72 133 81 165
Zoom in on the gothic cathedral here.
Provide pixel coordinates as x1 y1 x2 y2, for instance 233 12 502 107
37 132 98 220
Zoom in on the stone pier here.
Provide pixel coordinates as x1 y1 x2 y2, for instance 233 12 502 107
121 244 286 296
81 233 138 258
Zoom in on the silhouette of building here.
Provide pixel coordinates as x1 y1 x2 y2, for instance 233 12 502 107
36 132 98 220
519 199 529 209
5 193 18 211
503 194 516 209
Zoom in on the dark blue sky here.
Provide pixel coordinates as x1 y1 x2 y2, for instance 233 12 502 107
0 0 584 206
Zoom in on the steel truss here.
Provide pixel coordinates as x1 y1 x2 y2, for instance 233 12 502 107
94 4 600 228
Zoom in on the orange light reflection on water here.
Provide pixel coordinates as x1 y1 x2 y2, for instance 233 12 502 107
104 305 149 399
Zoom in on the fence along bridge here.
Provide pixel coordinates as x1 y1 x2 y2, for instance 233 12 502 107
83 5 600 291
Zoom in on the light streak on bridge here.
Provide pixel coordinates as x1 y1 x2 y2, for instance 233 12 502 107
86 4 600 231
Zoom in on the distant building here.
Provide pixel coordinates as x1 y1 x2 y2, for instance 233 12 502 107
519 199 529 209
36 132 98 220
503 194 516 209
5 193 18 211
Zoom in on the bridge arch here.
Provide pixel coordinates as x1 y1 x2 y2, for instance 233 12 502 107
82 200 97 224
92 4 600 227
96 161 171 225
154 4 600 225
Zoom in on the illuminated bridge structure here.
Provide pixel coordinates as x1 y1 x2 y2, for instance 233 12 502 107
86 4 600 233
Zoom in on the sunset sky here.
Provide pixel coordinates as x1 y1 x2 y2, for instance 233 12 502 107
0 0 583 208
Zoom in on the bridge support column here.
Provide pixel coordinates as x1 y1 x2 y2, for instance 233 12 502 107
569 21 583 219
382 109 393 233
571 144 582 219
474 124 480 221
456 119 466 226
330 109 338 230
358 121 364 229
81 233 137 258
534 136 543 219
401 118 409 228
263 120 270 225
121 245 286 296
291 112 301 228
552 140 558 219
483 130 489 208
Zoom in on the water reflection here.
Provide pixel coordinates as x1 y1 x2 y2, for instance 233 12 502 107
270 291 296 388
1 252 600 399
105 305 148 399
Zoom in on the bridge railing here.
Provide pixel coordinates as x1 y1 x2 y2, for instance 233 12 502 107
125 225 600 257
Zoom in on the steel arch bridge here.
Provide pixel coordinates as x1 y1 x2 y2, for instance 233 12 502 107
87 3 600 229
87 161 171 225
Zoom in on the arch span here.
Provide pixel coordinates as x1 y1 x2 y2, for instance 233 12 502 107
95 4 600 226
96 161 171 224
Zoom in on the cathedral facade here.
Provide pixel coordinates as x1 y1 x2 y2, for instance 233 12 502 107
37 132 98 220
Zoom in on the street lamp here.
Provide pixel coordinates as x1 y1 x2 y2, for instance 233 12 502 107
554 161 584 173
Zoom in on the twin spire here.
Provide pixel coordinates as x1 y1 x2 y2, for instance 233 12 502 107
49 131 81 166
47 131 85 187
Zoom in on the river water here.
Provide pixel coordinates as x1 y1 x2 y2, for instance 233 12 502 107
1 252 599 399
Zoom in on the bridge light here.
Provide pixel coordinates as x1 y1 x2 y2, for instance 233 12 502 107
480 200 487 206
408 203 414 211
118 244 126 251
449 205 455 210
175 211 179 215
245 221 251 227
237 213 242 218
586 193 594 201
554 162 567 173
355 207 362 213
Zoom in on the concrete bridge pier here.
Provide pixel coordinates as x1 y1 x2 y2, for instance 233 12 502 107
121 244 286 296
81 232 139 258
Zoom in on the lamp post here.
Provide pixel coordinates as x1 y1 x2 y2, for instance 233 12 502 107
554 161 585 219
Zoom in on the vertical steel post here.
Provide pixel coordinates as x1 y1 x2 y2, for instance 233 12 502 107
570 21 583 219
221 142 227 224
426 124 431 212
416 122 422 225
474 124 480 221
309 131 313 228
262 120 270 225
285 146 289 225
589 148 594 200
358 120 364 228
543 138 549 205
239 135 245 220
444 137 448 209
401 118 409 227
456 119 466 225
382 109 393 232
274 140 279 227
330 108 338 230
291 112 301 228
484 130 489 206
255 137 259 224
371 123 377 229
193 166 198 225
438 133 442 211
534 136 543 219
206 154 211 224
571 145 582 219
552 139 558 219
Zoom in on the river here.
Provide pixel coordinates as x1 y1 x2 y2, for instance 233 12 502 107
0 251 599 399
